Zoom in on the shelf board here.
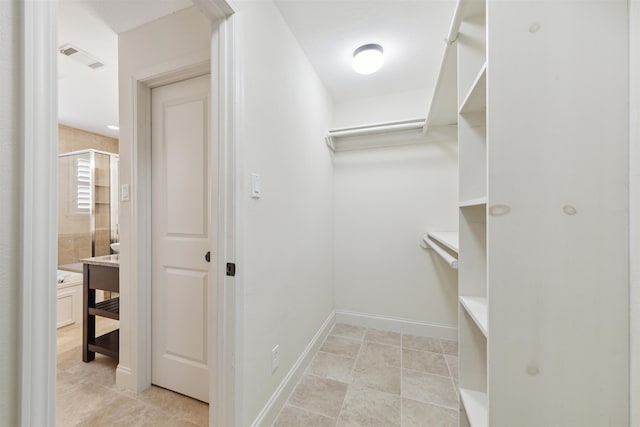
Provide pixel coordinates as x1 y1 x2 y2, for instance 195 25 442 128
424 42 458 133
459 63 487 114
88 297 119 320
460 388 488 427
460 296 488 336
427 231 459 254
459 197 487 208
88 329 119 360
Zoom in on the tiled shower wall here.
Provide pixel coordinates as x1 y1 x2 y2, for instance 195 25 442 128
57 125 118 268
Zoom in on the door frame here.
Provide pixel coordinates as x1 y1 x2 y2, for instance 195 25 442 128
19 1 237 426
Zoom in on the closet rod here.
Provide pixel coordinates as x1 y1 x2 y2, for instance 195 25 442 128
327 119 425 139
422 235 458 269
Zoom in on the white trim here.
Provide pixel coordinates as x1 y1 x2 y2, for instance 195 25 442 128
335 310 457 341
250 311 336 427
120 48 212 396
19 0 236 426
19 0 58 425
210 14 238 427
121 3 236 427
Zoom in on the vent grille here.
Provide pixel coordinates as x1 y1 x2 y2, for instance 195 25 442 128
60 46 78 56
59 43 105 71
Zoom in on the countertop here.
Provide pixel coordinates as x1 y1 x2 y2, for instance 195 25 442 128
80 254 120 268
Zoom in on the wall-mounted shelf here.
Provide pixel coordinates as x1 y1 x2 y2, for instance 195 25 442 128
459 197 487 208
423 42 458 134
421 232 458 269
460 388 488 427
427 231 459 254
459 296 488 336
459 63 487 114
326 119 456 152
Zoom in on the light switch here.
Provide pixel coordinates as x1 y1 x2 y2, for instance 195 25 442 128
121 184 130 202
251 173 261 198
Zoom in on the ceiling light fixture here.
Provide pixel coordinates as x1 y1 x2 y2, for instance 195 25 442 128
107 125 119 131
352 44 384 75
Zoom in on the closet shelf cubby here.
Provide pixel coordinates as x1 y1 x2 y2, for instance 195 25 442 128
459 63 487 114
459 197 487 208
459 296 488 336
459 388 488 427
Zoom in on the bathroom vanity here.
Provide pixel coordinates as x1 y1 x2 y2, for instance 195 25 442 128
81 254 119 362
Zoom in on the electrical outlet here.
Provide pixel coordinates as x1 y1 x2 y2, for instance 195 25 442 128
271 345 280 374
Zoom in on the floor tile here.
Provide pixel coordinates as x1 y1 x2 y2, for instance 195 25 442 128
352 361 401 395
363 329 401 347
73 395 176 427
308 351 355 383
403 348 450 376
56 318 208 427
336 385 400 427
56 382 123 426
358 342 401 368
320 335 362 358
330 324 366 340
402 334 442 353
440 339 459 356
135 385 209 425
402 398 458 427
289 375 349 418
273 405 336 427
402 369 458 409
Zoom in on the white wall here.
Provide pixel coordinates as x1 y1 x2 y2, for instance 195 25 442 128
630 1 639 425
332 88 459 335
333 142 458 332
332 88 432 128
232 1 335 425
0 1 19 425
117 6 212 391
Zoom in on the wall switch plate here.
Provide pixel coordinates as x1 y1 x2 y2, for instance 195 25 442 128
251 173 261 198
121 184 130 201
271 344 279 374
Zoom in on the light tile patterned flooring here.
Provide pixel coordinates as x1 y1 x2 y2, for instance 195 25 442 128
57 321 458 426
56 318 208 426
273 324 460 427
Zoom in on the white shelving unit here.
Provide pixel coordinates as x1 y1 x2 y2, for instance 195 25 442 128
453 1 488 425
429 0 630 425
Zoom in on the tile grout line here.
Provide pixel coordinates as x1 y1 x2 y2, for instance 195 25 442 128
271 330 338 427
440 339 461 409
335 326 367 425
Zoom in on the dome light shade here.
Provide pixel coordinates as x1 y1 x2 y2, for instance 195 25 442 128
352 44 384 75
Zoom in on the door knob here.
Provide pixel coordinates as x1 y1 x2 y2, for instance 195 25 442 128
205 251 211 262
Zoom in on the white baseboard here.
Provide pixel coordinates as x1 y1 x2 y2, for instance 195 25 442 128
335 310 457 341
251 310 336 427
115 364 135 391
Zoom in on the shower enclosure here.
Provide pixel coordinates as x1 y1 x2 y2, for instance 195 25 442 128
58 150 119 272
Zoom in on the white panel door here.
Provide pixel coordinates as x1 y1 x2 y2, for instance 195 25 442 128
151 74 211 402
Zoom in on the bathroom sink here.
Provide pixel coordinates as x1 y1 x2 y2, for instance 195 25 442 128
110 243 120 253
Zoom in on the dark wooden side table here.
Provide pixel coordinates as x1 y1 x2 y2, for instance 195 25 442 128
82 256 120 362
